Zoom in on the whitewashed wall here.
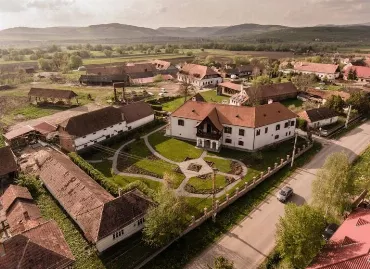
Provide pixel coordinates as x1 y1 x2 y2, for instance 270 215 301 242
96 217 145 252
308 116 338 128
177 75 222 87
253 119 296 150
221 124 255 150
75 121 128 150
127 115 155 130
169 117 198 140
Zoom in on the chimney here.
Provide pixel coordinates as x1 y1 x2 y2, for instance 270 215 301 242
23 211 30 220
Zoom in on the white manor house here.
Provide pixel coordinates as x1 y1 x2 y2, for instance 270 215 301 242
166 99 298 152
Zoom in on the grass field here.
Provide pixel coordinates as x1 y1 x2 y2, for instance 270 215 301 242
204 157 232 174
162 97 186 112
187 174 228 193
83 54 190 65
200 90 228 103
350 146 370 196
148 131 203 162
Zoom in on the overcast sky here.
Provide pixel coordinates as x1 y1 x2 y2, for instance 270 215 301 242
0 0 369 30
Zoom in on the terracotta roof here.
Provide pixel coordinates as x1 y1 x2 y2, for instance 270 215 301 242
180 64 220 80
344 65 370 79
32 122 57 135
36 149 152 242
0 147 18 177
219 81 243 92
298 108 339 123
0 221 75 269
123 63 156 75
305 88 350 101
308 209 370 269
86 66 125 75
119 102 154 124
28 88 78 99
0 185 32 213
59 106 124 137
246 82 298 100
294 62 339 74
171 101 297 128
152 59 172 70
4 125 34 141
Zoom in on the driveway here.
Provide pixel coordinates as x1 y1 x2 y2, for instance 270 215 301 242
185 120 370 269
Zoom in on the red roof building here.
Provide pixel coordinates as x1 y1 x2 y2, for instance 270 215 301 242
307 208 370 269
292 62 340 81
343 65 370 82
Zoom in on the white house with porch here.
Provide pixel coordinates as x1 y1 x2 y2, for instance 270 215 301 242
166 100 297 152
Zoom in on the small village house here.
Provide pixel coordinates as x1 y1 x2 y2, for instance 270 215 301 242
80 66 128 85
220 65 254 78
343 64 370 83
58 103 154 152
0 146 18 187
281 62 340 81
35 149 153 252
166 100 297 152
0 185 75 269
152 59 178 75
28 88 79 107
298 107 339 129
177 63 223 87
298 88 350 105
307 208 370 269
218 81 243 96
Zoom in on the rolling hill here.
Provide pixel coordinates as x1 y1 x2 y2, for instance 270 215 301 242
157 26 227 37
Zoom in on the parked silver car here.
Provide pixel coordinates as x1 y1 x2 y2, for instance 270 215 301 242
277 186 293 203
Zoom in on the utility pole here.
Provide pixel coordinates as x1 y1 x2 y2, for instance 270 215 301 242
345 105 352 129
212 168 218 222
291 131 298 168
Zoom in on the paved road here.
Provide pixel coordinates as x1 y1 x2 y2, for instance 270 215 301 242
186 120 370 269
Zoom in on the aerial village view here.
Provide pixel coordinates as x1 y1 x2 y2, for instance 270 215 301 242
0 1 370 269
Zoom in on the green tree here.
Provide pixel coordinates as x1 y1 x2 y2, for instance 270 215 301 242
292 73 317 92
69 55 83 69
312 152 351 217
208 256 235 269
252 75 272 87
103 49 113 58
143 182 188 247
276 204 326 269
51 52 69 71
153 74 164 83
38 58 52 71
325 95 346 114
186 51 194 57
347 91 370 113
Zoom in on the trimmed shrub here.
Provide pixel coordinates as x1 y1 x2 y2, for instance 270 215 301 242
120 180 156 200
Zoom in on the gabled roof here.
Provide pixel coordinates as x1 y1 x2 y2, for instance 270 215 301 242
196 108 223 131
36 149 152 242
305 88 350 101
171 101 297 128
59 106 124 137
3 125 34 141
298 107 339 123
86 66 125 75
152 59 172 70
123 63 156 75
308 209 370 269
28 88 78 99
0 185 32 213
0 146 18 177
180 64 220 80
246 82 298 100
32 122 57 135
219 81 243 92
0 221 75 269
294 62 339 74
119 102 154 124
191 93 206 102
344 65 370 79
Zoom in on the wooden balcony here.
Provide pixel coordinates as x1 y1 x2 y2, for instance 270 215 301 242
196 131 222 140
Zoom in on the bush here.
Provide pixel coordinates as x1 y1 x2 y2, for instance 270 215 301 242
16 174 44 199
120 180 156 200
151 104 163 111
297 118 308 131
68 152 119 195
153 74 164 83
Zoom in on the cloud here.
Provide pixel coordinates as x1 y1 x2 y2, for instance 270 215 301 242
0 1 27 12
27 0 76 10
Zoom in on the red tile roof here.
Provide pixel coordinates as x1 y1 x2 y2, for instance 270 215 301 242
4 125 34 141
180 64 220 80
344 65 370 79
294 62 339 74
171 101 297 128
0 185 31 213
32 122 57 135
307 209 370 269
219 81 243 92
152 59 172 70
0 146 18 177
0 221 75 269
305 88 350 101
36 149 152 243
298 108 339 123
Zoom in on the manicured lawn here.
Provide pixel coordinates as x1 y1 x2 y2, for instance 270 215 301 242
350 146 370 196
114 175 162 192
162 97 186 112
187 174 228 192
184 197 213 219
148 131 203 162
9 104 66 120
143 142 322 269
200 90 229 103
204 157 232 174
119 139 186 188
